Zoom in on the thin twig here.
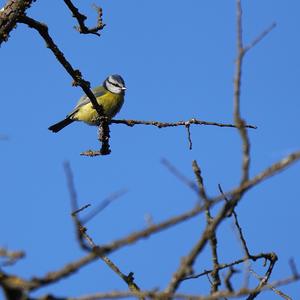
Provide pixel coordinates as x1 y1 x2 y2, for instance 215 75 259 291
234 0 251 185
0 248 25 266
161 159 198 193
72 204 92 217
250 269 291 300
81 189 127 224
192 160 221 293
65 167 143 299
80 229 144 299
24 205 204 292
165 203 228 293
218 184 250 258
223 267 239 292
219 181 252 289
64 161 79 212
185 124 193 150
64 162 91 250
99 204 204 254
182 252 270 282
246 252 278 300
244 22 277 53
289 259 299 277
192 160 209 202
233 1 276 186
212 151 300 205
63 0 105 36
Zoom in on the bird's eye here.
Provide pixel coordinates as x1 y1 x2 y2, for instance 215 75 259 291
108 80 122 88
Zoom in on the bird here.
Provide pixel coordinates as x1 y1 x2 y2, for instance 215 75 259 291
48 74 126 133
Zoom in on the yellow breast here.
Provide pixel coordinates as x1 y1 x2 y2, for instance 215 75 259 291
73 91 124 125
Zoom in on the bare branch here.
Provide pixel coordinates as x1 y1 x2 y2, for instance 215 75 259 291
234 0 251 184
63 161 79 212
2 254 96 292
213 150 300 204
185 124 193 150
63 1 105 36
192 160 208 202
46 274 300 300
218 184 251 258
17 148 298 296
233 1 276 185
191 160 221 293
161 159 198 193
111 118 257 129
77 227 144 299
14 149 300 294
289 259 299 277
0 248 25 266
244 22 277 53
29 253 96 290
66 168 144 298
165 205 225 293
19 204 204 293
250 269 291 300
224 267 239 292
81 115 257 156
64 161 91 250
246 253 278 300
99 204 204 254
81 189 127 224
165 150 300 294
182 252 271 282
0 0 35 45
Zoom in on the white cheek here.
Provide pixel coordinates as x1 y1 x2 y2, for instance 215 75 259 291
106 82 122 94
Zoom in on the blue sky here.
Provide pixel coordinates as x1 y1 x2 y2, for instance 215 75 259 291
1 0 300 299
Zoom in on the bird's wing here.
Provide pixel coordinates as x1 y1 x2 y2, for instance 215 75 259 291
68 86 106 117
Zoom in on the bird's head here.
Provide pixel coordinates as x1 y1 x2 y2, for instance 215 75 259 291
104 74 126 94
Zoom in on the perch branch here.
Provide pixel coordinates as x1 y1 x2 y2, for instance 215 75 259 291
18 15 110 155
111 118 257 129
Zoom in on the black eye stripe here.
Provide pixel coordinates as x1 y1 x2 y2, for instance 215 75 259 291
108 80 121 88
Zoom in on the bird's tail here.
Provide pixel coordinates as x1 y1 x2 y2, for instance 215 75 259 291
48 117 74 133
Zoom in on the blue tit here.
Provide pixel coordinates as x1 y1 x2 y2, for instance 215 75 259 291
48 74 126 133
